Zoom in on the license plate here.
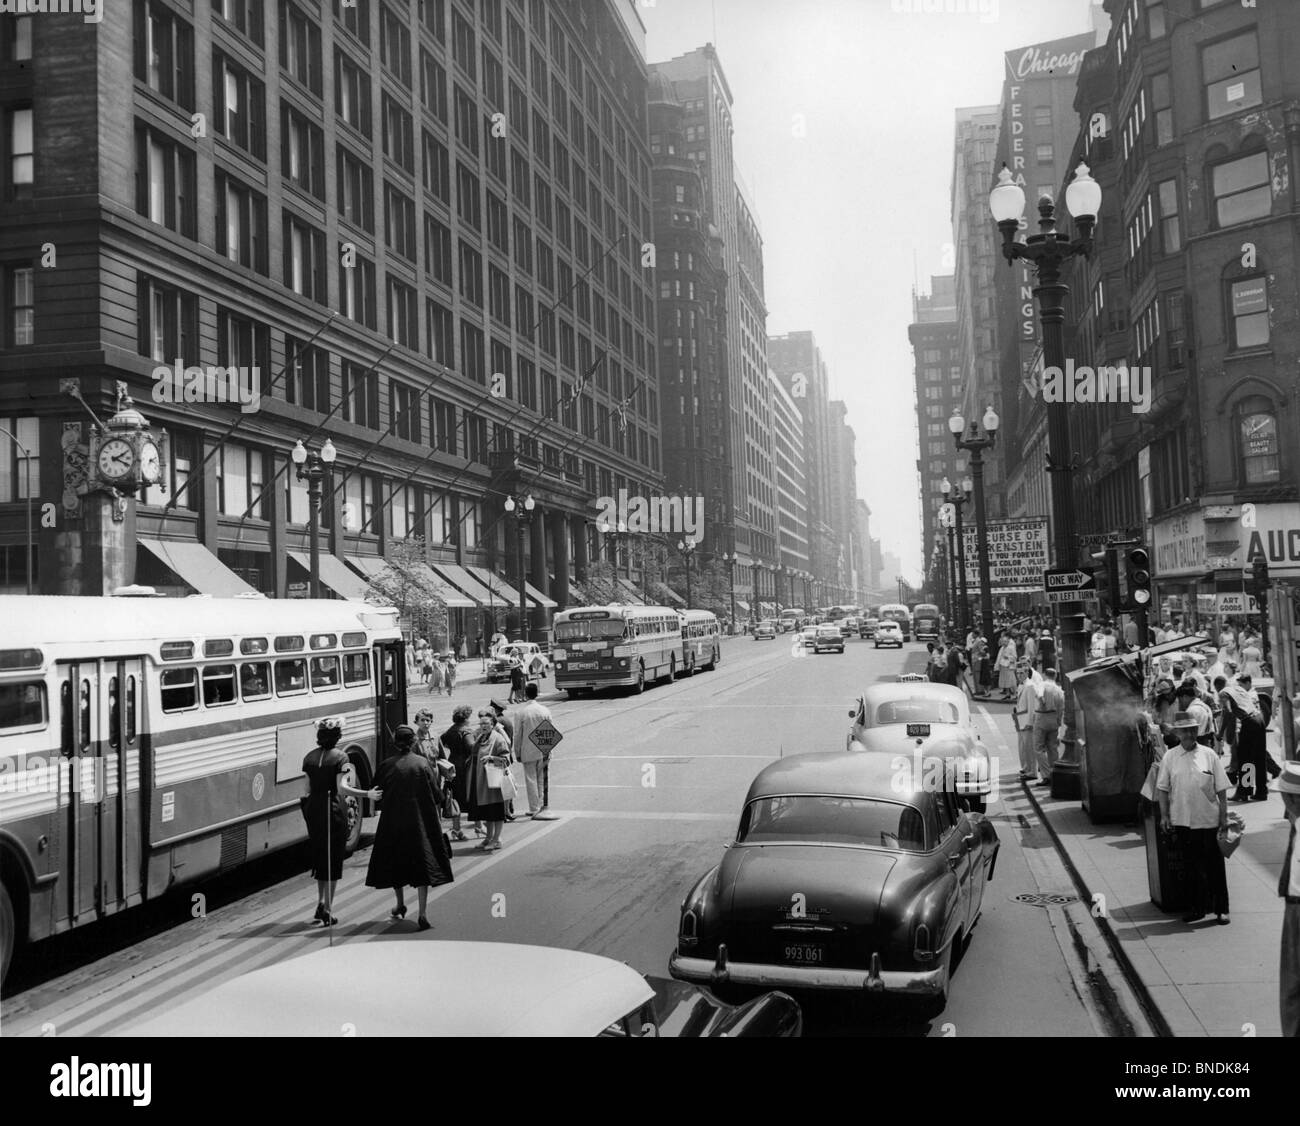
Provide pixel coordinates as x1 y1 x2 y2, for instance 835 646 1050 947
783 944 825 964
906 723 931 737
568 661 596 670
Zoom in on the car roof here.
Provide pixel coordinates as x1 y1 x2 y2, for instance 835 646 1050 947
745 752 930 803
862 682 966 705
116 942 654 1037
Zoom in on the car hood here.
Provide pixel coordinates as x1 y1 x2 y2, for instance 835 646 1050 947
718 844 898 928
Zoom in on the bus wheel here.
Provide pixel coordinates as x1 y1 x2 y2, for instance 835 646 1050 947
663 655 676 684
708 646 720 670
341 759 365 855
685 654 696 677
632 664 646 694
0 881 16 988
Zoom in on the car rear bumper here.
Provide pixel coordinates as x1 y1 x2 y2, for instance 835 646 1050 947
669 952 947 996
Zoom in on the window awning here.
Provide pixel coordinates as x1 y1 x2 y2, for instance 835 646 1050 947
735 600 751 614
428 563 496 607
138 538 259 597
652 582 685 607
467 564 558 610
410 563 476 609
615 578 645 604
288 551 372 601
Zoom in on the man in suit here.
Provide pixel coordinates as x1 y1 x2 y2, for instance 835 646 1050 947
1278 762 1300 1037
512 682 559 820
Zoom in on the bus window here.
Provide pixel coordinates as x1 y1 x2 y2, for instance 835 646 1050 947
240 662 271 700
275 659 308 696
160 668 199 712
342 631 367 648
381 649 398 699
201 664 238 707
342 652 369 686
108 676 120 748
310 633 338 650
0 681 46 731
274 635 305 652
240 637 269 655
310 656 341 691
203 639 234 658
126 676 137 742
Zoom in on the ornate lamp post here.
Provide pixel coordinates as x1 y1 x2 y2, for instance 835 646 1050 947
949 407 1000 663
292 438 337 599
722 550 739 633
991 162 1102 785
678 537 697 608
938 504 958 637
505 493 536 639
941 477 972 639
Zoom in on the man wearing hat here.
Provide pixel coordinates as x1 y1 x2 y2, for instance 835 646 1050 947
1174 681 1215 747
1278 761 1300 1036
1157 711 1231 925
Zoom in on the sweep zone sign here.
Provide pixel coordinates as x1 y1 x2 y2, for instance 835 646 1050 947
961 518 1051 594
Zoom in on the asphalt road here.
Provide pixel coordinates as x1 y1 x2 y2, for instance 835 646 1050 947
1 631 1098 1037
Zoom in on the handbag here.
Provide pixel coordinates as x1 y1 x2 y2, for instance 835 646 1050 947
483 759 509 792
1218 811 1246 858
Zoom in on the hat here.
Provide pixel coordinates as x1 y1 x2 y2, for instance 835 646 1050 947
488 699 508 714
316 716 344 732
1169 711 1200 732
1277 763 1300 796
394 724 416 744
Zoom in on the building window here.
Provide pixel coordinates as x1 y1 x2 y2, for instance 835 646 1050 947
1203 31 1261 121
332 0 369 46
1238 397 1279 485
1165 291 1185 371
144 429 197 510
482 46 504 109
458 241 482 306
213 0 264 47
488 266 510 327
137 275 198 364
283 211 327 302
5 265 35 348
0 416 39 502
133 0 195 110
1032 105 1052 127
425 216 452 286
134 123 196 236
452 8 476 78
337 148 374 232
426 299 453 365
454 85 479 156
422 131 450 203
389 379 421 442
285 336 330 412
379 3 411 84
342 362 379 428
1034 143 1053 164
431 397 455 454
3 15 32 62
216 307 270 374
282 105 325 198
456 162 481 229
1228 275 1269 350
420 0 445 43
384 183 416 261
419 49 448 123
1151 73 1173 147
1210 148 1271 228
387 277 418 349
340 252 377 328
1157 178 1181 253
216 171 268 273
486 191 509 253
1146 0 1167 38
336 49 372 136
279 0 322 95
382 95 415 174
461 320 485 383
342 472 379 533
218 442 268 518
213 52 267 159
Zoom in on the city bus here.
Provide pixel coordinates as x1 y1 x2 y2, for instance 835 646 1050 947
877 603 912 641
778 608 806 632
912 603 943 641
0 594 407 985
551 605 681 696
678 609 722 675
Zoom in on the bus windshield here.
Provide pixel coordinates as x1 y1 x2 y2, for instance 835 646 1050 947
555 619 629 643
913 604 940 619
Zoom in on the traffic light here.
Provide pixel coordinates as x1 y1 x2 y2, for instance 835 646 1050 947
1251 554 1271 600
1091 549 1115 613
1122 546 1152 611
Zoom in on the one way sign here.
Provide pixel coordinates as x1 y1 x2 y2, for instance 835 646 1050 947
1044 566 1096 602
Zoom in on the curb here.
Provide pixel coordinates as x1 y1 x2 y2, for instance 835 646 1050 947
1018 778 1174 1038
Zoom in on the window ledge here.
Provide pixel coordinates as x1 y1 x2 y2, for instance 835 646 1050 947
1224 347 1273 362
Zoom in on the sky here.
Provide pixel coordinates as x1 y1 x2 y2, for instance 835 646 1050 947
642 0 1098 585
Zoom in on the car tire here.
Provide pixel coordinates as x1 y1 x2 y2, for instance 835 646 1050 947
0 880 16 988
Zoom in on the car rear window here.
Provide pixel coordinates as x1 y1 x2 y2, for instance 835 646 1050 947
873 699 960 725
737 795 928 851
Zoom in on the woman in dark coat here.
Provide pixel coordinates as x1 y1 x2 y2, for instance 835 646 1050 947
441 704 478 840
302 716 381 926
365 725 454 930
468 709 512 851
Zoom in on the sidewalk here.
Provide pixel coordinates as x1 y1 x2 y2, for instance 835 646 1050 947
978 701 1288 1037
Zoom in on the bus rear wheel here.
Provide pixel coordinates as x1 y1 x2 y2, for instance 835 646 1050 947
662 655 676 684
707 646 720 670
0 881 16 988
685 654 696 677
342 760 364 855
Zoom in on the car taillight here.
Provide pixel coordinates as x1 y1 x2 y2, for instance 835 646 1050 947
679 910 699 949
913 922 933 962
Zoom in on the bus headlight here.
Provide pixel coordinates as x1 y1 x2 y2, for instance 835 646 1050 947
618 658 629 668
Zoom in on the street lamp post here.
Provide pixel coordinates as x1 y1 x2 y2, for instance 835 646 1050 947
942 477 972 639
938 505 958 636
504 493 536 640
722 551 739 634
950 408 1000 669
292 438 337 599
991 162 1102 785
678 537 697 608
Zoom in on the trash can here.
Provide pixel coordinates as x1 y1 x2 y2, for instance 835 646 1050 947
1066 660 1146 822
1143 799 1189 912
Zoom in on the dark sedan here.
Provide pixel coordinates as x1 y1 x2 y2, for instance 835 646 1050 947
669 753 999 1016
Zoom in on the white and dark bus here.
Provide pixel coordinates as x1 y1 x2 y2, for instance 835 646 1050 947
678 609 722 675
552 605 682 696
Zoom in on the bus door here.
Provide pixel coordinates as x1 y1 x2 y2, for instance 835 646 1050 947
373 640 407 764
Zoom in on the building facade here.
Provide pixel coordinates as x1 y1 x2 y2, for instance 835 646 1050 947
770 366 809 587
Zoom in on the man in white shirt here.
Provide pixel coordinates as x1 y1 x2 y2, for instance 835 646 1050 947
1032 668 1066 785
1278 763 1300 1037
1174 682 1214 747
1157 712 1230 925
1012 661 1038 782
511 681 558 819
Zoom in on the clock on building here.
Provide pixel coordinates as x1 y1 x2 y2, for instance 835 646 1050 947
97 437 136 481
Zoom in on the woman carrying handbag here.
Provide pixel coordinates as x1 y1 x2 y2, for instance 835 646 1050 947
468 708 513 851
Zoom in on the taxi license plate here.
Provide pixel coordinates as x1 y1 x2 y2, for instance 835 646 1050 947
569 661 596 670
906 723 931 737
783 944 825 964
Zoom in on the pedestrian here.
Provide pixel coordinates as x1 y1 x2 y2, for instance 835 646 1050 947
1174 682 1215 747
420 644 434 687
1157 711 1230 926
456 632 468 660
1223 673 1270 802
946 642 966 694
970 636 990 698
1032 668 1065 785
468 708 512 851
475 631 484 658
413 707 440 761
428 651 445 695
996 633 1018 701
512 681 558 819
1013 661 1037 782
1239 633 1264 680
488 697 518 820
443 651 457 696
1023 629 1038 669
508 655 527 704
1123 617 1139 651
1277 762 1300 1037
441 703 478 841
301 716 381 927
365 725 454 930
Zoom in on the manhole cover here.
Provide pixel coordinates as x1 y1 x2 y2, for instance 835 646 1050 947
1012 892 1078 907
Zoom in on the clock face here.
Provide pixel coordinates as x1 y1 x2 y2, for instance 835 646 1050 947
140 441 161 484
97 437 136 481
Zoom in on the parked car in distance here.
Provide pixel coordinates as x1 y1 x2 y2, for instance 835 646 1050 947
846 681 993 814
120 942 803 1037
670 754 1000 1018
754 620 778 640
860 617 880 639
874 622 904 648
486 642 550 683
841 616 859 638
814 623 846 653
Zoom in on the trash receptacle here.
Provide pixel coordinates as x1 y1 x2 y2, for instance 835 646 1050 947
1143 799 1189 911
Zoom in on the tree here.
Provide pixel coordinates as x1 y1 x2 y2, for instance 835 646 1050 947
366 537 448 648
571 559 626 606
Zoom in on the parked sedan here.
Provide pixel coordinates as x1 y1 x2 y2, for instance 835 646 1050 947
874 621 904 648
814 624 846 653
754 620 778 640
846 682 993 813
486 642 550 683
669 754 1000 1017
799 625 819 648
120 942 803 1037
